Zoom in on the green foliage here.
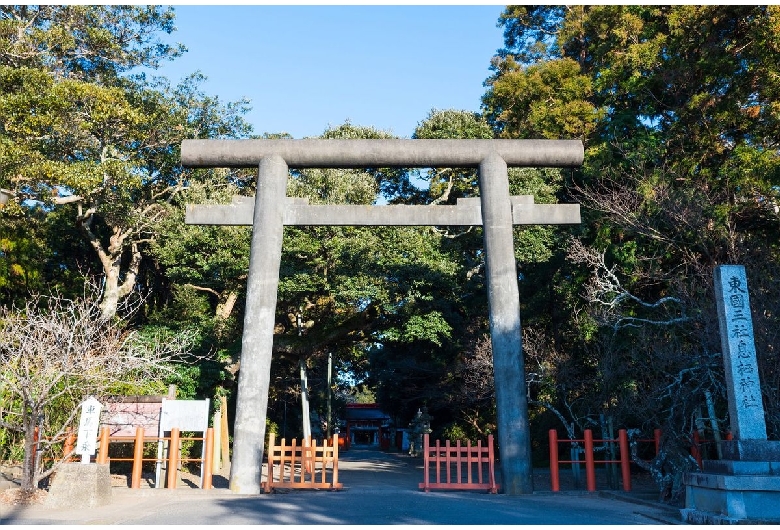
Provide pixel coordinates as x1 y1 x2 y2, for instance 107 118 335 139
0 6 252 320
439 423 487 444
413 109 492 204
0 5 184 81
484 57 601 139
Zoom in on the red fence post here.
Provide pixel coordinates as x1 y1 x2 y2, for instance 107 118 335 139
654 429 662 456
131 427 144 489
167 428 180 489
618 429 631 492
487 434 497 494
332 432 340 488
96 427 110 465
691 430 702 469
445 439 452 484
264 432 276 493
63 428 75 461
549 429 560 492
584 429 596 492
203 427 214 489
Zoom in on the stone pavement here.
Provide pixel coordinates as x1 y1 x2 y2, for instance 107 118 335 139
1 448 686 525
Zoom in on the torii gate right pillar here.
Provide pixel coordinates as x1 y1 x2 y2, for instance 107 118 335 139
480 153 532 494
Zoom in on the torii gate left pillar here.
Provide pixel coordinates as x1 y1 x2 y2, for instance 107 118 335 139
181 139 583 495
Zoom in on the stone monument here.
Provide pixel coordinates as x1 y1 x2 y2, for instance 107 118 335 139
46 397 112 508
181 138 583 495
681 264 780 524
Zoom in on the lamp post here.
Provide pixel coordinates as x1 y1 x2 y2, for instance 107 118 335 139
408 407 433 457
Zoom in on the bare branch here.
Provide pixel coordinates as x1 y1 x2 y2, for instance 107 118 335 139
566 236 689 330
0 286 196 491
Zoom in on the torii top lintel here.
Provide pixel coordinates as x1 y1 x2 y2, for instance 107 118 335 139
180 139 584 169
181 139 584 227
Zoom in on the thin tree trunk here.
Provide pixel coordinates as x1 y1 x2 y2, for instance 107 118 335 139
21 409 38 491
300 359 311 441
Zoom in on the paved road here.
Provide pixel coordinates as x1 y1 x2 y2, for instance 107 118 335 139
1 448 685 525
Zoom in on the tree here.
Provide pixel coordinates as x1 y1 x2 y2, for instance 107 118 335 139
0 6 252 318
0 287 194 492
485 5 780 501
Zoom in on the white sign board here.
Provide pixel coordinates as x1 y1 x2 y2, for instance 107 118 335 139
159 398 209 434
76 397 103 463
155 398 210 488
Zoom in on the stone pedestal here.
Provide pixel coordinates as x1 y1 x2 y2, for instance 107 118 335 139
681 440 780 524
45 463 112 509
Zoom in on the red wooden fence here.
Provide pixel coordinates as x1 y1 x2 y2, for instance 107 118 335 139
548 429 631 492
419 433 499 493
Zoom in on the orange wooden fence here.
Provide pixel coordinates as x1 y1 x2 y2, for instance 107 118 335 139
419 433 499 493
262 433 342 493
93 426 214 489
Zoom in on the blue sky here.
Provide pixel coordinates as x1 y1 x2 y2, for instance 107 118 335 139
152 4 508 139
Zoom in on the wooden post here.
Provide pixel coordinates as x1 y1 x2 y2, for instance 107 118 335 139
167 428 180 489
203 427 214 489
549 429 560 492
584 429 596 492
618 429 631 492
131 427 144 489
264 432 276 493
691 430 703 469
63 428 75 461
445 440 452 484
331 432 340 489
466 440 473 485
96 427 110 465
654 428 662 456
487 434 497 494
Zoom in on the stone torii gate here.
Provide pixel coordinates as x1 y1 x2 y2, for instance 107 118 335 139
181 139 583 495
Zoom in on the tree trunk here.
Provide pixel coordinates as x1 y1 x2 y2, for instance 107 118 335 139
216 290 239 321
100 266 121 320
99 240 141 320
21 410 38 492
79 213 141 320
300 359 311 441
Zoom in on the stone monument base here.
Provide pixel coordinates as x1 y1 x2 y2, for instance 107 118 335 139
681 440 780 524
45 462 112 509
